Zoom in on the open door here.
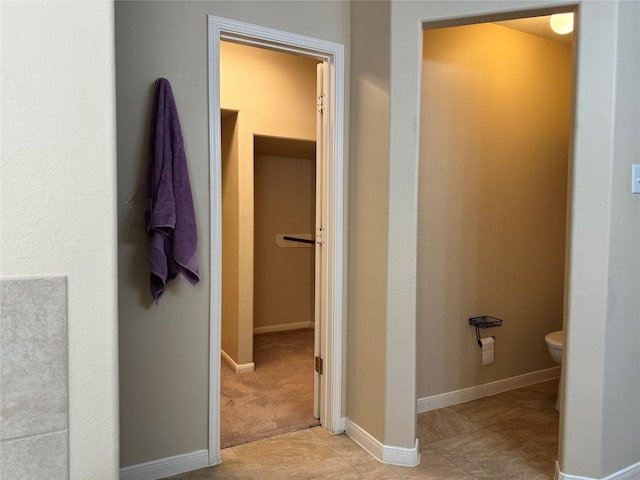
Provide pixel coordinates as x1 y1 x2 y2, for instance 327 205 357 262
209 17 345 464
313 62 328 419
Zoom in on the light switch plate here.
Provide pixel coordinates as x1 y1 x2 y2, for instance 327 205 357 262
633 164 640 194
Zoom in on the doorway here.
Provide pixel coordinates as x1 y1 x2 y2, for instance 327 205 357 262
218 34 320 451
417 10 575 477
218 37 320 445
207 16 345 465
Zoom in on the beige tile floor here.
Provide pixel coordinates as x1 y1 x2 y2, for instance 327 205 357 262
167 379 559 480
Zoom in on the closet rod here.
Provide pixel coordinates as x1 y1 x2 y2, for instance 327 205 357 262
283 236 315 245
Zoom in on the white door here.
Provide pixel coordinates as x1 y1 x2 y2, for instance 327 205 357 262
314 61 328 419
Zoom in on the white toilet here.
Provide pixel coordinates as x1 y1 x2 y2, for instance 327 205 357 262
545 330 563 412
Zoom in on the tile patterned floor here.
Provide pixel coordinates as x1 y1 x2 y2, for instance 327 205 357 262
166 379 559 479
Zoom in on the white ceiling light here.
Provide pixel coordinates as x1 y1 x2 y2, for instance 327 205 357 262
550 13 574 35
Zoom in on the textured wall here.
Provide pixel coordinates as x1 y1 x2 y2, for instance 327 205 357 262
1 2 118 477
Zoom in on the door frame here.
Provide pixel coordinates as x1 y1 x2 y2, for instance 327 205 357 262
207 15 345 465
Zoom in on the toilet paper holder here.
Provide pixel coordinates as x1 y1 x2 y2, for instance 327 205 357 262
469 316 503 347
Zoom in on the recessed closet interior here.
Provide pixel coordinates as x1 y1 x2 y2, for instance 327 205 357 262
219 40 319 445
253 135 316 333
220 42 318 366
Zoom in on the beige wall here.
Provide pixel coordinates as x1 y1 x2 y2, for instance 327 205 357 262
221 111 240 359
115 0 350 467
1 2 119 477
254 148 316 330
417 23 571 398
391 0 640 475
220 41 318 364
347 0 390 443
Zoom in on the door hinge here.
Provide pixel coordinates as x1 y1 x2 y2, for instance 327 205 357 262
316 226 325 246
317 93 325 113
315 356 324 375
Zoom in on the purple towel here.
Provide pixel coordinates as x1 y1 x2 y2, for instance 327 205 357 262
145 78 199 303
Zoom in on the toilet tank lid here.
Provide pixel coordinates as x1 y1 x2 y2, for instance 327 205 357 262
545 330 563 348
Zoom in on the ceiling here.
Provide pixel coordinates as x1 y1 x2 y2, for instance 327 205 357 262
495 15 573 44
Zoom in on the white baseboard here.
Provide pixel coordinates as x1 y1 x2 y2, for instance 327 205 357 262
417 366 561 413
344 418 420 467
120 449 209 480
383 439 421 467
253 321 314 334
221 349 255 373
556 460 640 480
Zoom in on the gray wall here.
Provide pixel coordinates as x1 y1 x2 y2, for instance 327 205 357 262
116 2 211 464
115 1 350 466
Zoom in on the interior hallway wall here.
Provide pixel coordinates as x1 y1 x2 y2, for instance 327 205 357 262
347 0 390 443
220 42 318 366
115 0 350 468
417 23 571 398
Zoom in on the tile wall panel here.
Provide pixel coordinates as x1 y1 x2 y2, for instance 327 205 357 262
0 277 68 480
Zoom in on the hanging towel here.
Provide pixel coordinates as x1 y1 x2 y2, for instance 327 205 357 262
145 78 199 303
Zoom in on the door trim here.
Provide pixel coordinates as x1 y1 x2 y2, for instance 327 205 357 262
207 15 345 465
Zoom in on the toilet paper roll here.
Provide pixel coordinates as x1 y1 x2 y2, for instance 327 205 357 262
481 336 494 366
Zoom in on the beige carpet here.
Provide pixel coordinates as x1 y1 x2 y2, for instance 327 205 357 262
220 328 320 449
